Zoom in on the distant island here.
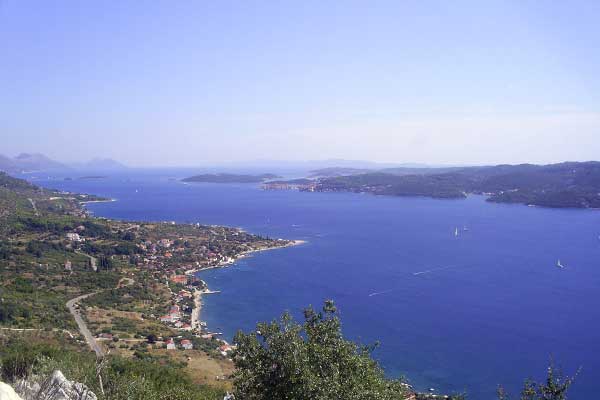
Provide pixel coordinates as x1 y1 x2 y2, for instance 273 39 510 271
182 173 281 183
78 175 108 180
264 162 600 209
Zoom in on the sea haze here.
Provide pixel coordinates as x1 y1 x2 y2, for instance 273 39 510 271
34 169 600 399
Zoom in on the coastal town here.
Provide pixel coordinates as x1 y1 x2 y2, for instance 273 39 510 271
0 172 296 387
71 217 296 358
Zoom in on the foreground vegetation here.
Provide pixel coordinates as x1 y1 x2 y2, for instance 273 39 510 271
0 334 224 400
0 304 577 400
232 301 577 400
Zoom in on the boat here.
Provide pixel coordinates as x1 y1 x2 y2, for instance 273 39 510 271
556 259 565 269
463 226 469 231
454 227 459 237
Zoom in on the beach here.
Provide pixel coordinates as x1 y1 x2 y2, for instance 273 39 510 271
191 288 202 330
189 239 307 331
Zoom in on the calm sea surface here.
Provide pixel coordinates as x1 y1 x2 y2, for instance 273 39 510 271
34 170 600 399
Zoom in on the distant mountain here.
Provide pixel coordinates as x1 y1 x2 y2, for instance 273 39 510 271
0 153 131 174
0 154 19 172
380 166 466 175
0 153 68 173
309 164 469 178
308 167 373 178
214 159 408 171
182 173 281 184
72 158 128 171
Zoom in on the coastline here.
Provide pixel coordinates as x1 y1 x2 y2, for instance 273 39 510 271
191 288 202 330
80 198 117 204
190 239 307 333
184 239 307 276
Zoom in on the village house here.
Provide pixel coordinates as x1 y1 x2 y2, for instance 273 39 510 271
170 274 188 284
65 232 83 242
166 338 176 350
180 323 192 331
219 344 233 356
97 333 113 340
64 260 72 271
159 314 174 323
158 238 172 248
180 339 193 350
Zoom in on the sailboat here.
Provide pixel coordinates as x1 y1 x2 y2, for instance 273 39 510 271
556 259 565 269
454 227 459 237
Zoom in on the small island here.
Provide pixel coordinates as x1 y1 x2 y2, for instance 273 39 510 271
78 175 108 180
182 173 281 184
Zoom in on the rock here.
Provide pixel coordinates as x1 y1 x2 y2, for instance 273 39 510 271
0 382 23 400
11 371 97 400
40 370 97 400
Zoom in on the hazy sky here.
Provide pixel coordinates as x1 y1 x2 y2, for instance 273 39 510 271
1 1 599 166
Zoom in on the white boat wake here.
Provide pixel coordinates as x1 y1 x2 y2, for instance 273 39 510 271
368 289 393 297
412 265 456 276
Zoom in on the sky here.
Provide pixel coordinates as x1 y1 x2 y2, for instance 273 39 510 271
1 1 599 167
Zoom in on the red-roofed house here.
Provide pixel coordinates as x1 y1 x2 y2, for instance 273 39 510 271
166 338 176 350
160 315 174 323
170 275 188 284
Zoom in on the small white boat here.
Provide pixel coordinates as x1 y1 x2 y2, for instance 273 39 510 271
556 259 565 269
454 227 459 237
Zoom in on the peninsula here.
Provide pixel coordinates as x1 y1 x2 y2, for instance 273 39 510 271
263 161 600 209
0 171 293 391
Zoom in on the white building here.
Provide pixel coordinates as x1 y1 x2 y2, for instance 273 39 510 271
66 232 82 242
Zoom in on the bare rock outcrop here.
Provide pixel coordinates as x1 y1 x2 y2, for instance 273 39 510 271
9 370 96 400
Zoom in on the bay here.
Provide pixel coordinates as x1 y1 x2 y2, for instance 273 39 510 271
36 169 600 399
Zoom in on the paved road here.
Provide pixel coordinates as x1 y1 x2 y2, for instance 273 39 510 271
66 276 134 357
66 292 104 357
75 250 97 272
27 198 39 216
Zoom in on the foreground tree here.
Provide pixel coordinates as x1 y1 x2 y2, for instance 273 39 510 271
232 300 576 400
232 300 411 400
497 360 578 400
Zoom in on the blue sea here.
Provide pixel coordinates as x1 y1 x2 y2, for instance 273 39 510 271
32 169 600 399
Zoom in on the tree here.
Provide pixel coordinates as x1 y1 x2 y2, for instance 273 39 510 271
232 300 411 400
98 255 113 270
497 360 578 400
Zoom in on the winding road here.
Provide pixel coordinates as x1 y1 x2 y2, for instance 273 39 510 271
66 275 135 358
27 198 39 216
66 292 104 357
75 250 97 272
